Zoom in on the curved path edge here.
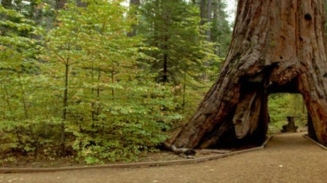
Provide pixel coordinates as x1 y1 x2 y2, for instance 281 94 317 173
0 136 274 174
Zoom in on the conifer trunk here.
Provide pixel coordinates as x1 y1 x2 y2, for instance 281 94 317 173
1 0 12 8
55 0 67 10
172 0 327 148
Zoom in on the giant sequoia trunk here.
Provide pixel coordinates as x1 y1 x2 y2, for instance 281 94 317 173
172 0 327 148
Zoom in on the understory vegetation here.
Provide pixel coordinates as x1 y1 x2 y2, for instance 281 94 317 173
0 0 308 165
268 94 307 134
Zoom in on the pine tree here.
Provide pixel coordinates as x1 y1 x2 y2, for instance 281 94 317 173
210 0 231 57
139 0 218 84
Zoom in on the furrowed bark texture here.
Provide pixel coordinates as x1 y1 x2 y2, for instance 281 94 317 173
172 0 327 148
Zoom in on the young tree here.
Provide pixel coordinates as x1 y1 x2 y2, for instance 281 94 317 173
45 3 81 154
171 0 327 148
44 0 182 162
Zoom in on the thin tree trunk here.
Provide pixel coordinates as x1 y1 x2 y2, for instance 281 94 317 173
207 0 212 41
1 0 12 8
171 0 327 148
162 34 169 83
96 67 101 117
213 0 221 55
200 0 207 25
127 0 140 37
76 0 87 7
61 63 69 155
56 0 67 10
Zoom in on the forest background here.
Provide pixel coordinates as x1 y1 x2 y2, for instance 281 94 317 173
0 0 316 164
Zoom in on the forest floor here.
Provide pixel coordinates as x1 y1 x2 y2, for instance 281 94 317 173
1 131 327 183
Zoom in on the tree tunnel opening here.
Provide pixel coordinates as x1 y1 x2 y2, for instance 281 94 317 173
225 78 310 149
266 77 310 136
268 93 307 134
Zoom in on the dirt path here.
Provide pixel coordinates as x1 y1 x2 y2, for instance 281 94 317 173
1 132 327 183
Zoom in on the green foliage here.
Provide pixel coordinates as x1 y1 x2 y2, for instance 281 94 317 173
135 0 221 124
210 0 232 58
0 0 232 164
139 0 219 84
268 94 307 133
69 80 182 163
0 117 62 158
0 14 42 118
40 0 183 163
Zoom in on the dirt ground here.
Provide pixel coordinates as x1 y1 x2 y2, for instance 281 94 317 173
1 132 327 183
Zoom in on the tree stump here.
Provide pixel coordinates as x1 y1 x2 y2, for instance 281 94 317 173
170 0 327 149
281 116 298 133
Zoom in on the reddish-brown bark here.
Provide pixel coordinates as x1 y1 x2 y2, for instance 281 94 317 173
172 0 327 148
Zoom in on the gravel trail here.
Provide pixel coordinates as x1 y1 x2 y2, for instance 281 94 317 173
1 132 327 183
